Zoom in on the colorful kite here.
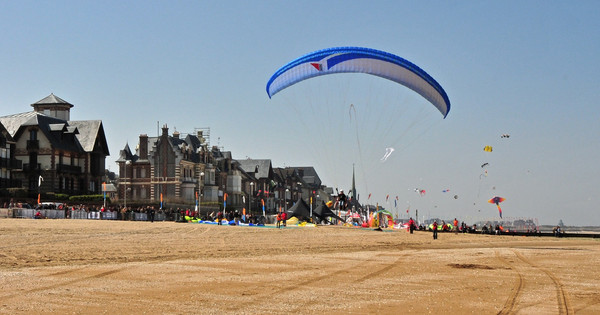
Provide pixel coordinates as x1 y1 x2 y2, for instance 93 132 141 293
414 188 426 196
488 196 506 218
483 146 493 152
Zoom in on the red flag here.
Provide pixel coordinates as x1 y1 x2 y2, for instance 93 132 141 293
368 193 372 200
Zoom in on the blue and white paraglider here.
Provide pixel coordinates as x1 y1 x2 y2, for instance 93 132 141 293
266 47 451 118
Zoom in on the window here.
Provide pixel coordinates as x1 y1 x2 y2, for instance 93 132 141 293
29 129 37 140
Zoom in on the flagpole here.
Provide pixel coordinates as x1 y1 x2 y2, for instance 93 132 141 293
37 175 43 207
103 182 106 209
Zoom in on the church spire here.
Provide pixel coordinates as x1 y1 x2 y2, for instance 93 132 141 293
351 163 357 201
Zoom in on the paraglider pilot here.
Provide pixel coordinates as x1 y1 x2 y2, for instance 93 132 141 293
338 189 347 210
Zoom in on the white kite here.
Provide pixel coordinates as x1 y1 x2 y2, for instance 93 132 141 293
380 147 395 162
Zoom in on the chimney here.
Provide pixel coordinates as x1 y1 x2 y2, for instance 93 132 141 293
161 124 169 137
139 134 148 159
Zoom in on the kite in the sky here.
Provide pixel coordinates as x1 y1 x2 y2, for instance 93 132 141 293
380 147 395 161
488 196 506 218
483 146 493 152
481 163 489 168
501 134 510 138
414 188 426 196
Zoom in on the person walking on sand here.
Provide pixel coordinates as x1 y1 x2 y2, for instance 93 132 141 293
217 211 223 225
432 221 438 240
281 211 287 227
276 212 282 228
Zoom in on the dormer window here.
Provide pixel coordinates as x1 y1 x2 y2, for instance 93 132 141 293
29 129 37 140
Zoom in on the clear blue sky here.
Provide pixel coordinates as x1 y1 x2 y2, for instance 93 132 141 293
1 1 599 225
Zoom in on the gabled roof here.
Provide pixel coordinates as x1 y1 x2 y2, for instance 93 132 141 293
289 166 322 187
68 120 109 155
32 93 74 108
0 121 15 142
237 159 272 179
0 111 39 137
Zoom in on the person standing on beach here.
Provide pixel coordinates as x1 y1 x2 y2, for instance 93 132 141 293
408 217 415 234
281 211 287 227
453 218 458 233
276 212 281 228
217 211 223 225
149 206 155 223
432 221 438 240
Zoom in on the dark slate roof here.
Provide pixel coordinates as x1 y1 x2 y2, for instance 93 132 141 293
0 121 15 142
32 93 74 107
116 143 136 162
0 111 39 137
185 134 201 150
68 120 109 155
289 166 322 187
237 159 272 179
26 114 83 152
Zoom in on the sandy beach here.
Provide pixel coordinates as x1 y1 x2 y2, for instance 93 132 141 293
0 219 598 314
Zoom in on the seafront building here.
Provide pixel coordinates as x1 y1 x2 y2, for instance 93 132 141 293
0 93 334 213
0 94 109 195
116 127 334 214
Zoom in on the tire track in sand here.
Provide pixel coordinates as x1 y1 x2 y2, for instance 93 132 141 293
227 252 403 313
496 249 572 314
0 267 124 301
511 249 572 314
495 250 523 315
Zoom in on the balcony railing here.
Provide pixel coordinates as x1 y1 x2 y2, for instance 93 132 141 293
11 159 22 169
0 158 23 169
57 164 82 174
23 163 41 172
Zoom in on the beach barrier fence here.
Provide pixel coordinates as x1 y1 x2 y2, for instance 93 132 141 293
11 208 66 219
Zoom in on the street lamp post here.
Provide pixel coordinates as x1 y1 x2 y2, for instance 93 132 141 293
285 188 290 212
249 182 254 215
198 171 204 215
124 160 131 210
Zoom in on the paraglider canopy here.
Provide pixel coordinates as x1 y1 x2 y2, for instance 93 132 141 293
266 47 451 118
